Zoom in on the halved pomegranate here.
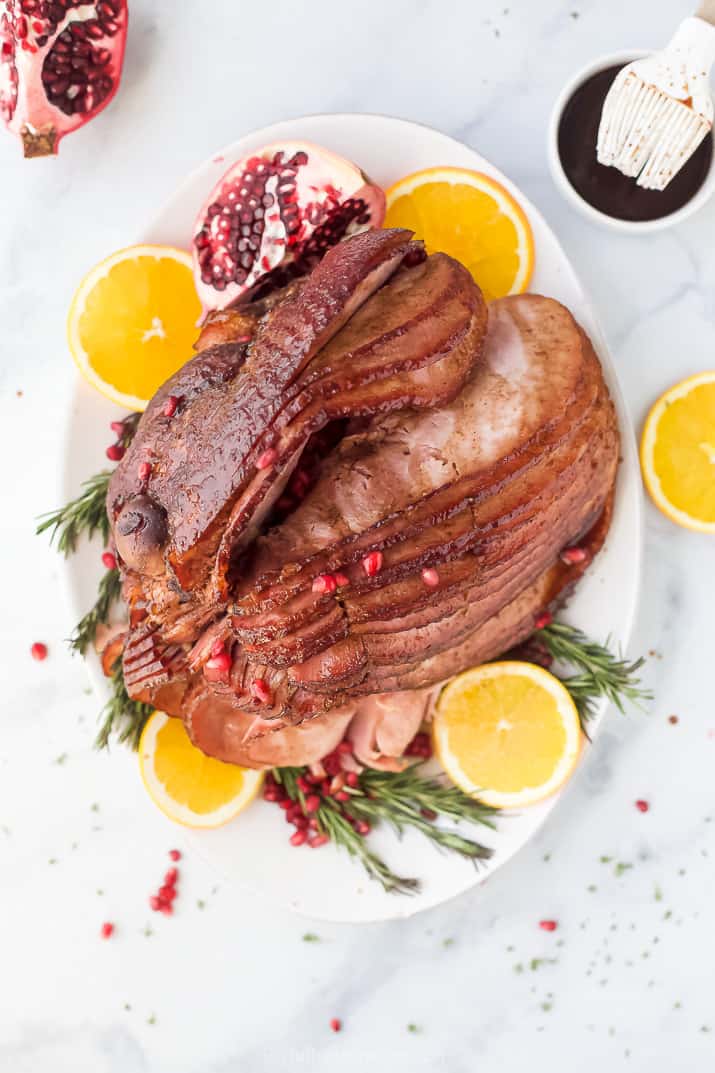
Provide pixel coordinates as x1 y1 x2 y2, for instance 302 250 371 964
0 0 128 158
192 140 386 311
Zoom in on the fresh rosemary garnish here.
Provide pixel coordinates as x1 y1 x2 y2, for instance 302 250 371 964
36 411 140 556
537 621 651 726
69 568 122 656
36 470 112 556
95 658 152 751
273 764 495 894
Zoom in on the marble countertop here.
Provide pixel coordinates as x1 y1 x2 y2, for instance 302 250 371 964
2 1 715 1070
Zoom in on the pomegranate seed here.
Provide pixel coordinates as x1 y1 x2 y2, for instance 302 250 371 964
292 815 309 830
290 830 307 847
560 546 587 565
256 448 278 470
312 573 337 594
362 550 383 577
320 778 332 796
421 567 440 587
279 798 293 811
163 395 179 418
308 817 320 830
101 551 117 570
138 461 152 482
539 920 558 932
168 849 181 861
334 572 350 586
106 443 125 461
355 820 371 836
110 420 125 435
100 922 114 939
204 650 231 677
329 1018 342 1033
304 794 320 814
30 642 48 661
160 885 178 902
668 715 679 725
635 799 650 813
534 611 553 630
337 741 353 755
420 808 437 821
309 833 330 848
296 775 311 793
164 867 178 886
264 788 279 802
160 902 174 916
346 771 359 788
149 895 161 911
335 791 350 802
251 678 272 704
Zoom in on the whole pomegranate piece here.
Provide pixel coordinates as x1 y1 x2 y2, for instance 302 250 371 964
192 140 386 312
0 0 128 157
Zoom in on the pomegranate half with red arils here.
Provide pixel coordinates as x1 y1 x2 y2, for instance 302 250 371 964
192 140 386 311
0 0 127 157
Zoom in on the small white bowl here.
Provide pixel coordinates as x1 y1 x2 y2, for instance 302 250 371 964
547 50 715 234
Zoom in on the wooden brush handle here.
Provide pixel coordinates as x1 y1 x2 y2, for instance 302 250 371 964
697 0 715 27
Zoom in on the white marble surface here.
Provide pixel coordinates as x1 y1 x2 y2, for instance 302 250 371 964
1 1 715 1069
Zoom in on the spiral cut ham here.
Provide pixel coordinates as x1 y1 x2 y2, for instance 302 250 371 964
108 227 618 771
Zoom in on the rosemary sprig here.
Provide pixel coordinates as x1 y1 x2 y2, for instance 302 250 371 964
36 470 111 556
69 568 122 656
95 658 152 751
273 764 495 894
36 411 141 556
537 621 651 726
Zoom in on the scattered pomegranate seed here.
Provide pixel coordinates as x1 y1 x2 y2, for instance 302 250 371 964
169 849 181 862
335 790 350 802
30 642 48 661
106 443 125 462
362 550 383 577
420 808 437 821
668 715 679 725
290 830 307 847
337 741 353 755
346 771 359 788
159 885 176 902
138 461 152 482
309 833 330 848
110 420 125 435
304 794 320 814
160 903 174 916
635 799 650 813
101 551 117 571
149 895 161 911
539 920 558 932
560 546 587 565
329 1018 342 1033
163 395 180 418
334 572 350 587
256 448 278 470
312 573 337 594
534 611 553 630
297 775 311 793
421 567 440 587
100 922 115 939
355 820 371 836
251 678 272 704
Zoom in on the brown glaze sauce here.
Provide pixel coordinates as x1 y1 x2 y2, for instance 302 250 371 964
558 63 713 222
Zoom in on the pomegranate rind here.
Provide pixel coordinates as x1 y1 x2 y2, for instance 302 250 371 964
0 0 128 158
192 139 386 312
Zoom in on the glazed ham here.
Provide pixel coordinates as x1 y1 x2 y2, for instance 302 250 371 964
107 228 618 770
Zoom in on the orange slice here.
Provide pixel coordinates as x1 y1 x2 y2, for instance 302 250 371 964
384 166 534 301
139 711 263 828
640 372 715 533
67 245 202 411
433 662 582 809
